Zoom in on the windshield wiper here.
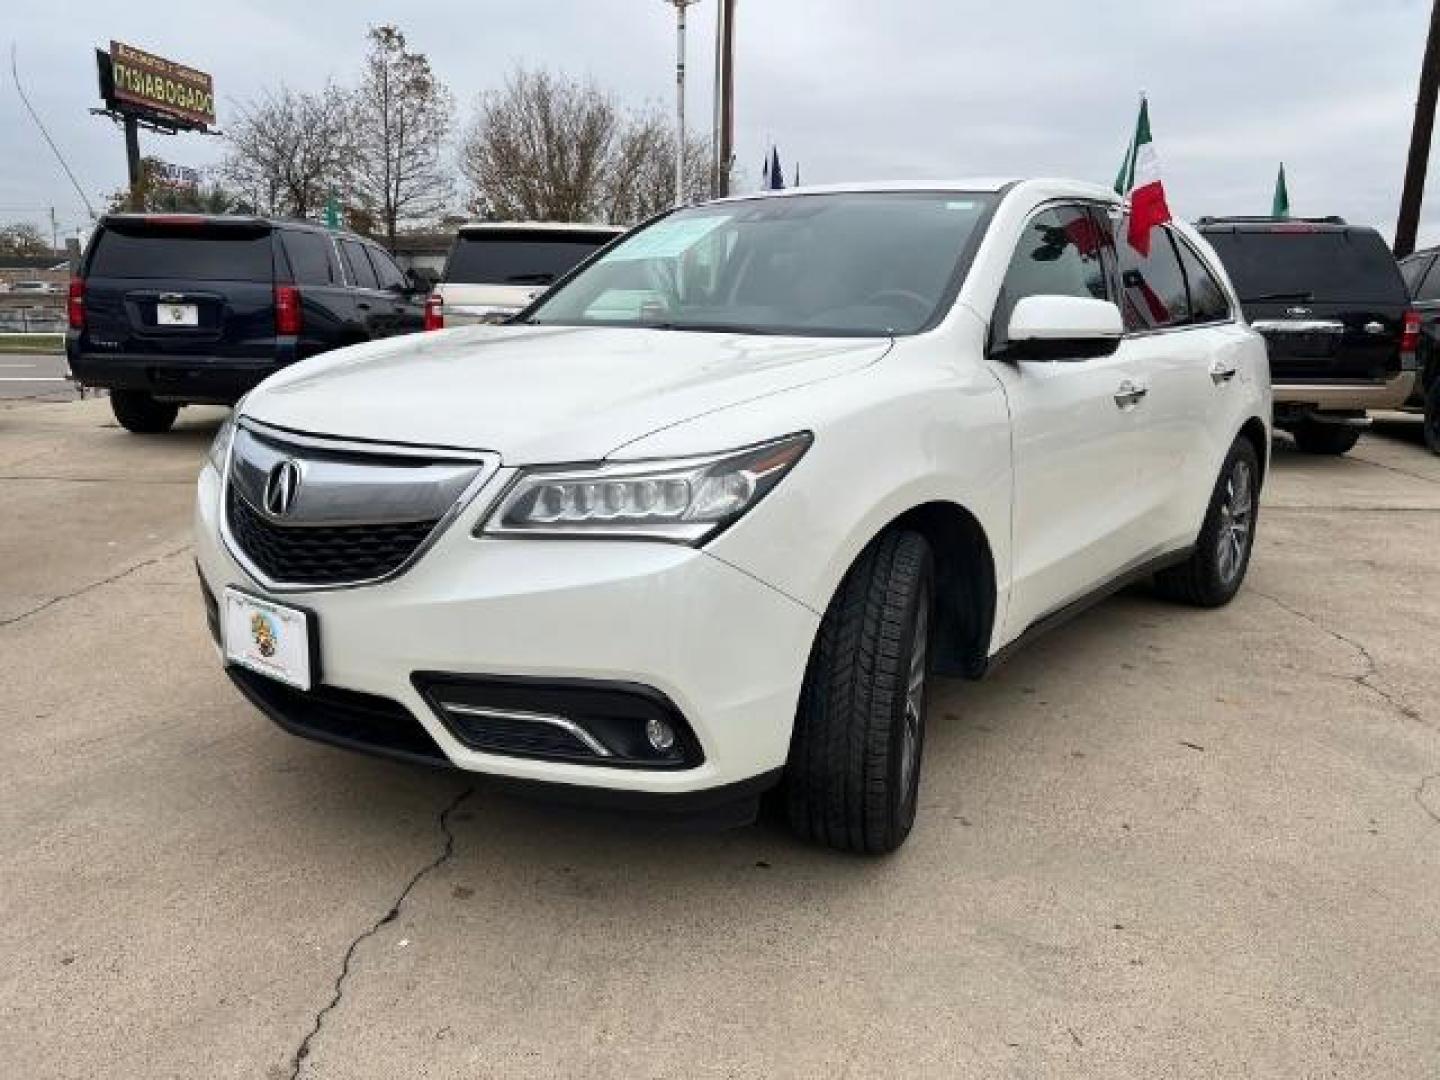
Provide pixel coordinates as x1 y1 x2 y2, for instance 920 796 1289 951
1247 290 1314 302
505 272 555 285
640 321 784 335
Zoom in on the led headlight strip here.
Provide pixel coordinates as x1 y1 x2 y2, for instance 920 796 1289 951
482 432 812 544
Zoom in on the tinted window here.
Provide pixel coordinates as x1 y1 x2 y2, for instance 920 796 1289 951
530 193 996 337
281 231 339 286
1174 239 1230 322
366 246 408 290
996 205 1110 335
1202 228 1407 305
1117 223 1190 331
446 230 617 285
340 240 378 289
89 224 273 282
1416 258 1440 303
1399 254 1432 296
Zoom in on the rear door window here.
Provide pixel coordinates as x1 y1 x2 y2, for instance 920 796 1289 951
1400 253 1433 297
365 246 408 291
88 224 273 281
1202 229 1407 305
339 240 378 289
444 230 616 285
281 231 340 286
1116 223 1190 331
1415 258 1440 303
1173 239 1231 323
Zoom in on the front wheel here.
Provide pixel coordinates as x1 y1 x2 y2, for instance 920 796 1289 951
1291 420 1360 455
1154 438 1261 608
785 530 933 855
110 390 179 434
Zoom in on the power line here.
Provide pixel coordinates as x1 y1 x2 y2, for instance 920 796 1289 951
10 43 98 221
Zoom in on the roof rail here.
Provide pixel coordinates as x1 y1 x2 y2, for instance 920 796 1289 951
1195 214 1348 226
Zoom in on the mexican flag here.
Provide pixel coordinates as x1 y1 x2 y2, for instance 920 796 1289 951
1113 98 1173 256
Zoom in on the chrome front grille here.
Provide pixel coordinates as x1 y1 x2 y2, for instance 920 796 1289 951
222 421 495 590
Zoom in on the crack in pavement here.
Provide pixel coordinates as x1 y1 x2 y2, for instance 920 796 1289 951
1265 505 1440 514
0 474 197 485
1417 774 1440 827
1250 588 1425 727
287 786 475 1080
1349 454 1440 488
0 543 192 629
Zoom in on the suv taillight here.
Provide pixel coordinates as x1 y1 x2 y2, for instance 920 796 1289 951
275 285 302 336
1402 309 1421 358
424 293 444 331
67 278 85 330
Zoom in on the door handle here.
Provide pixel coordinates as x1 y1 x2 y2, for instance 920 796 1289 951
1113 380 1148 409
1209 359 1238 384
356 302 371 311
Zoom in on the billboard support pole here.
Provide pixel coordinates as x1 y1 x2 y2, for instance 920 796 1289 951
124 114 142 211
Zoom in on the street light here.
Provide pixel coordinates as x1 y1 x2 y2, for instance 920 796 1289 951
662 0 701 205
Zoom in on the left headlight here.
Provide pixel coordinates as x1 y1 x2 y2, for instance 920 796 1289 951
205 406 240 473
481 432 812 544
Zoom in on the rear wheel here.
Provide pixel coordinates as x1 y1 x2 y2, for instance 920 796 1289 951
1291 420 1360 455
785 530 933 855
1154 437 1260 608
110 390 179 434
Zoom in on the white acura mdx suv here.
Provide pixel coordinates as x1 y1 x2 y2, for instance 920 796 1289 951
196 179 1270 854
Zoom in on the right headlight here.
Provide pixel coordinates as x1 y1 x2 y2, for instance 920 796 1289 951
480 433 812 544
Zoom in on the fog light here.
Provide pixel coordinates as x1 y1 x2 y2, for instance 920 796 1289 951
645 716 676 752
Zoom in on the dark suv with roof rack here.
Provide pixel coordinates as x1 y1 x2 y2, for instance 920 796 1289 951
1197 216 1418 455
67 214 427 434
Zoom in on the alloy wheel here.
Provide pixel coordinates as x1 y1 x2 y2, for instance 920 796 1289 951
897 596 929 804
1215 458 1254 584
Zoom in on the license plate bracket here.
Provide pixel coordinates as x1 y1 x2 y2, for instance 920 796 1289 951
157 302 199 327
222 588 318 691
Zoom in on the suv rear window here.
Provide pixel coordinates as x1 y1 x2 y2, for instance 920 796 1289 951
445 230 615 286
88 222 274 282
1202 228 1405 305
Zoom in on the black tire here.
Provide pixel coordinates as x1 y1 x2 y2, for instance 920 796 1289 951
1291 421 1360 455
785 530 934 855
1153 438 1261 608
110 390 179 434
1425 381 1440 455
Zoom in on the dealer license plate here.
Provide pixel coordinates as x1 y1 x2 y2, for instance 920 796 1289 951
158 302 199 327
222 589 314 691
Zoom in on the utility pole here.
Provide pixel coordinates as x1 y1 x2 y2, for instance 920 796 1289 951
124 115 143 211
664 0 701 206
48 207 57 253
1396 0 1440 257
712 0 735 197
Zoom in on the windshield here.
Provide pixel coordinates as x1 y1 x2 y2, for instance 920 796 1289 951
445 229 618 286
526 192 995 336
1203 229 1407 306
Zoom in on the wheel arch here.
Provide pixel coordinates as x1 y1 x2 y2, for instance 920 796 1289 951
844 501 998 681
1236 415 1269 485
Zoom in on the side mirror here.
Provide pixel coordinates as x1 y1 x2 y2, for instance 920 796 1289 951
1002 295 1124 360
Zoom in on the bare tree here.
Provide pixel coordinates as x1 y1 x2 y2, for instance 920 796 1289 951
349 25 455 248
220 85 351 219
0 222 50 256
460 68 711 226
460 69 619 222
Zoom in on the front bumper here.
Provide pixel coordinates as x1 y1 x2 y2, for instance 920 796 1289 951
195 463 819 799
1271 371 1415 412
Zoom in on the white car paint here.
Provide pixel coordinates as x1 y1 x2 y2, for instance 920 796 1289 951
196 178 1269 815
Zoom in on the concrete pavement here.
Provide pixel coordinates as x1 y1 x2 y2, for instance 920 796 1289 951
1 397 1437 1079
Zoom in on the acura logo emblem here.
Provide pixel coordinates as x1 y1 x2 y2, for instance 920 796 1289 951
263 460 302 517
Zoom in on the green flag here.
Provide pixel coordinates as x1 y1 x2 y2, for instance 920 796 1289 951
1272 163 1290 218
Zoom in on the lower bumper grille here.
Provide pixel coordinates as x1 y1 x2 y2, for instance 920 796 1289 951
229 666 450 767
227 486 438 587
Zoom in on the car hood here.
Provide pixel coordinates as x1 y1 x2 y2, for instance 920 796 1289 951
242 324 891 463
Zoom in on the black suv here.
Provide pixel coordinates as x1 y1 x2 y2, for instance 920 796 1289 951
1396 246 1440 453
67 214 427 433
1198 216 1418 455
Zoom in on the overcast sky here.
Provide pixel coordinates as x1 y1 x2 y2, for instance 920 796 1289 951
3 0 1437 247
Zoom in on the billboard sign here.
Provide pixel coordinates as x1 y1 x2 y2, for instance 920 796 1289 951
107 41 215 128
151 161 201 190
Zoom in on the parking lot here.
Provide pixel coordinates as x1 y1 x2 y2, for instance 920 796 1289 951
1 395 1437 1078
